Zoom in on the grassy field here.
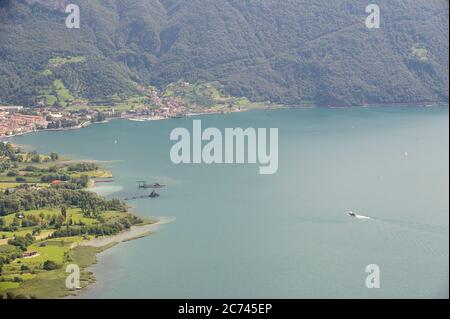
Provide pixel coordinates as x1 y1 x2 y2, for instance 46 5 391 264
0 214 133 299
0 237 79 297
0 240 116 298
0 182 34 190
0 281 20 292
70 169 113 179
36 56 87 108
0 207 102 244
0 229 38 242
48 56 86 67
0 206 148 298
0 204 145 298
53 80 74 108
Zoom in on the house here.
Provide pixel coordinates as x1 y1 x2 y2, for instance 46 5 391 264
22 251 38 258
51 180 62 185
0 105 23 112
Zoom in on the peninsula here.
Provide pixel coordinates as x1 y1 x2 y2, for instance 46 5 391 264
0 142 155 299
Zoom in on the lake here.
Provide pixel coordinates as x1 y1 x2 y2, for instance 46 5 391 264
11 106 449 298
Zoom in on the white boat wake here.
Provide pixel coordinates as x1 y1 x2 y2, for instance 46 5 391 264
347 211 372 220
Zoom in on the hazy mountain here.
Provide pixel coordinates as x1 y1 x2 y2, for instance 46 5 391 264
0 0 448 106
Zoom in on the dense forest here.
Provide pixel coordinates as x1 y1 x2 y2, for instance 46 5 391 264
0 0 448 106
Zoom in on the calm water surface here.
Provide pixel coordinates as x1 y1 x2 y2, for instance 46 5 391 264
11 107 449 298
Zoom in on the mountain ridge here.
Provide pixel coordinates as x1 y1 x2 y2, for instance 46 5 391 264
0 0 448 107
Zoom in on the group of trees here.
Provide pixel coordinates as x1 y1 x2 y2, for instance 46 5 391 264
0 245 22 275
0 144 60 175
46 119 79 129
39 173 71 183
51 215 143 239
7 234 34 251
1 142 101 190
0 187 127 216
0 143 17 161
0 210 73 232
2 160 94 188
0 292 38 299
66 163 99 172
42 260 58 271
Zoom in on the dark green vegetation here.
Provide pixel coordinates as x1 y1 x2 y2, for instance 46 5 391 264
0 0 448 107
0 186 127 216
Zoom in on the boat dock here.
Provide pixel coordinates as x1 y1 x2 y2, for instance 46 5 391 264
123 191 160 201
137 181 166 189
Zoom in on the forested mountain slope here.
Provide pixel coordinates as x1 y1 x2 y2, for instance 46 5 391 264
0 0 448 106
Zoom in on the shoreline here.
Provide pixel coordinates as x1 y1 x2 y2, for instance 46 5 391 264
2 102 447 140
1 120 93 139
64 216 175 298
0 137 173 298
2 102 448 298
80 216 175 248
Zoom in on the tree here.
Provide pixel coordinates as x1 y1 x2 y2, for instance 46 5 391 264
11 217 21 227
15 177 26 183
61 206 67 219
20 264 30 272
95 112 106 122
50 152 59 161
43 260 58 271
31 154 41 163
76 175 90 188
54 215 65 229
32 227 41 236
7 234 34 251
6 171 18 177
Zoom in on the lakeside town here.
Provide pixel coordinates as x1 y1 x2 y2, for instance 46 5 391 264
0 92 185 137
0 85 247 138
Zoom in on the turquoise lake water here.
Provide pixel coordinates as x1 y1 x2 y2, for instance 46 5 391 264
11 107 449 298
